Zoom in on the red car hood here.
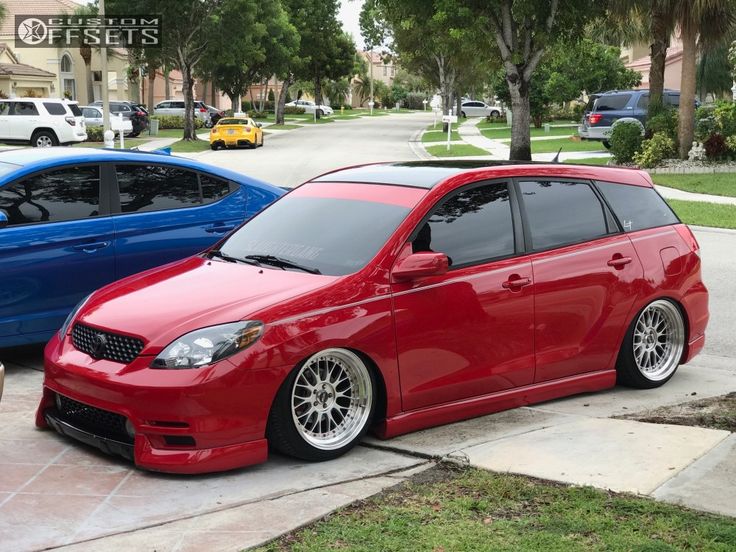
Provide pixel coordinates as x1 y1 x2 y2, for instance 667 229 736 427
79 256 337 352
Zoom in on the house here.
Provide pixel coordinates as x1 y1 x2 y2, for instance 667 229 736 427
0 0 130 103
621 38 684 91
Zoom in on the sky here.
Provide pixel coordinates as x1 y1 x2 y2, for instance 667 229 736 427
339 0 366 50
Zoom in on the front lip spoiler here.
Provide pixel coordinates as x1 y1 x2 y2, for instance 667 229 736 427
44 409 134 462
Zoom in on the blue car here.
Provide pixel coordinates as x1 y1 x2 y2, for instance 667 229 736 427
0 147 284 348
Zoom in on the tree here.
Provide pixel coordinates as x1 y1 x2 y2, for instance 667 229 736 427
109 0 224 140
360 0 388 110
674 0 736 158
697 42 735 101
462 0 604 160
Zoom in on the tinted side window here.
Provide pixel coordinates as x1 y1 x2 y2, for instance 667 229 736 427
0 166 100 226
594 94 632 111
666 94 680 107
596 181 679 231
116 165 200 213
0 102 8 115
519 181 608 250
13 102 39 116
636 94 649 109
44 102 67 115
173 102 185 109
200 174 231 203
413 183 514 267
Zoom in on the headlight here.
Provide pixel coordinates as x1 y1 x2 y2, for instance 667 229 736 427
151 321 263 369
58 294 91 339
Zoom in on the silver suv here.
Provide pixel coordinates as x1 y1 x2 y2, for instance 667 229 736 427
0 98 87 147
153 100 209 122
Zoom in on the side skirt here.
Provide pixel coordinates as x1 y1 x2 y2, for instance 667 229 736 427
373 369 616 439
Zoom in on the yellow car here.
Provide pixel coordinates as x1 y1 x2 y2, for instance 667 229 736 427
209 116 264 150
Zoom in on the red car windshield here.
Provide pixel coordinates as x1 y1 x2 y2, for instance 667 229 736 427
219 185 417 276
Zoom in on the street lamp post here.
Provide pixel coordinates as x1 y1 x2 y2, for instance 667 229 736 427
369 49 374 116
100 0 110 133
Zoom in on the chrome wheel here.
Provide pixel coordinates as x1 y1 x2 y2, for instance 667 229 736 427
291 349 372 451
633 300 684 381
36 135 54 147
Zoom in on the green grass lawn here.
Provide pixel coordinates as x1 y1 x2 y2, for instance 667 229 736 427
502 137 606 154
257 466 736 552
653 173 736 198
482 126 578 140
426 143 489 157
563 157 612 165
477 119 510 130
422 130 461 143
168 139 212 153
150 128 188 138
667 199 736 229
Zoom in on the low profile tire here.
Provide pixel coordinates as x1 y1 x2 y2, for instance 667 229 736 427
616 299 686 389
128 131 140 138
210 144 218 150
267 348 376 462
32 130 58 148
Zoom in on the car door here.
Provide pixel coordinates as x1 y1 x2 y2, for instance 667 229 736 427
110 163 245 279
0 101 12 140
392 181 535 411
0 164 114 340
12 101 41 140
82 107 103 127
515 179 643 383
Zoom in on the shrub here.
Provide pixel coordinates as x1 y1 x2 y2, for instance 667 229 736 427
704 132 729 160
404 92 427 110
714 101 736 137
283 106 306 115
267 89 275 102
646 108 678 143
331 103 352 110
85 126 105 142
249 111 268 119
633 132 676 168
609 121 643 163
694 105 717 142
150 115 203 129
726 135 736 153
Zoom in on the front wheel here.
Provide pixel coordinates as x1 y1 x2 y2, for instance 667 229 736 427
616 299 686 389
267 348 376 461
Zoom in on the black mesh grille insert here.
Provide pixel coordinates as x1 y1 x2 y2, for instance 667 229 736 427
55 394 133 444
71 323 144 364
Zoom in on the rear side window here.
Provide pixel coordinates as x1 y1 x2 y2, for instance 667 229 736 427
200 174 231 203
0 166 100 226
594 94 632 111
13 102 39 116
519 180 608 250
0 102 8 115
665 94 680 107
44 102 68 115
414 183 514 267
636 94 649 109
596 181 679 231
116 165 200 213
68 104 83 116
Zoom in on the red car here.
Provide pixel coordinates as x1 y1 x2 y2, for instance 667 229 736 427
36 161 708 474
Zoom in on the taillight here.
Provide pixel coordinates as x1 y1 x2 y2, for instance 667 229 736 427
64 116 76 126
199 107 207 112
588 113 603 125
244 126 252 132
675 224 700 257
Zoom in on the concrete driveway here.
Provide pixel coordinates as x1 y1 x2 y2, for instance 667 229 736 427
1 113 735 550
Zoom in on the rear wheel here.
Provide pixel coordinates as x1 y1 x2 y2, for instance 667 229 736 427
616 299 686 389
490 110 501 120
32 130 58 148
461 111 467 118
267 348 376 461
602 140 611 149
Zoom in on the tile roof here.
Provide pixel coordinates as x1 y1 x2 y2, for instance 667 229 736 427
0 62 57 77
0 0 82 37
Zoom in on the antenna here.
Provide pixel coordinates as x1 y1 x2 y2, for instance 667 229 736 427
551 147 562 163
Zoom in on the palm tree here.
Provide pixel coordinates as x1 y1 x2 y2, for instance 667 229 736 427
674 0 736 158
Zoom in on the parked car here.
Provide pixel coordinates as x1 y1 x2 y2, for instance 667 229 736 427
0 98 87 147
285 99 333 116
0 147 283 349
579 89 684 147
36 160 707 474
79 106 132 135
153 99 210 122
460 100 502 118
89 101 149 137
209 116 264 150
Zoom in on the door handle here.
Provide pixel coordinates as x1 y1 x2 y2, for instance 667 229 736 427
206 224 236 234
607 256 632 268
72 241 110 253
502 276 532 290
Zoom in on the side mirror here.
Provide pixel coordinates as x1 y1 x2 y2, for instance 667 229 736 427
0 209 8 229
256 122 263 128
392 252 449 281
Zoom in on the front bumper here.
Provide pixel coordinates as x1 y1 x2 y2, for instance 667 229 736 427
36 334 281 474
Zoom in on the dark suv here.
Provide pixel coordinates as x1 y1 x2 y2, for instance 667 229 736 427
579 89 682 147
90 100 149 137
